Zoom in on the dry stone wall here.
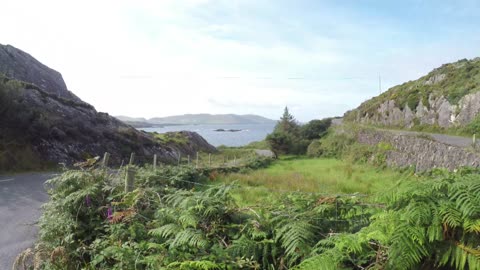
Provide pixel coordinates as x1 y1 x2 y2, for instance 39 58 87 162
357 129 480 171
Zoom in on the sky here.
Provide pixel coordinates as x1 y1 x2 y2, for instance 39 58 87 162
1 0 480 122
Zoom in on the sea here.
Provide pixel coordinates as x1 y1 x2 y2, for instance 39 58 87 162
140 123 276 147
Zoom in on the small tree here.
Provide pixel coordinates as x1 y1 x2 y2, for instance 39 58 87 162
266 132 291 157
275 107 299 134
267 107 304 156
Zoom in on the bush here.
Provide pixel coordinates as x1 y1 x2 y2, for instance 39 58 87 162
315 132 356 158
300 118 332 140
306 140 322 157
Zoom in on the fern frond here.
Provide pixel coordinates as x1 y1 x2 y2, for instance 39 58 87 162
171 228 210 249
149 224 181 239
167 260 221 270
275 219 317 263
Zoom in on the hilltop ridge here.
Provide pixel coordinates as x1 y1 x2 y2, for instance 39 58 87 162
344 57 480 131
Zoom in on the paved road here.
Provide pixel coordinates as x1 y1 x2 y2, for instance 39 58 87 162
0 173 54 269
334 118 473 149
386 129 473 148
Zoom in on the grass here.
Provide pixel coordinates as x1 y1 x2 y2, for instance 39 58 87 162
220 157 419 206
174 147 259 168
153 132 189 145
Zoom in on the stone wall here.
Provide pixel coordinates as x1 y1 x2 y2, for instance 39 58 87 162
357 129 480 171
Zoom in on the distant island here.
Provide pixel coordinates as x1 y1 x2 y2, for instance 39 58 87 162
116 114 276 127
214 128 242 132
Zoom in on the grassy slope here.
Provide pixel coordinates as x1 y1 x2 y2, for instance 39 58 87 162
344 57 480 122
221 157 419 206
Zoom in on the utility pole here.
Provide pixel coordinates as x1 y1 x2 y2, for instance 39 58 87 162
379 75 382 95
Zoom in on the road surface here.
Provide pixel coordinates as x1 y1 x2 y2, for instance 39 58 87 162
388 130 473 148
334 118 474 149
0 173 53 269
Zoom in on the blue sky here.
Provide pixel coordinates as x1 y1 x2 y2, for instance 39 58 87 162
1 0 479 121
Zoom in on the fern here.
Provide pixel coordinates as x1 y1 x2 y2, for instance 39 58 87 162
167 260 221 270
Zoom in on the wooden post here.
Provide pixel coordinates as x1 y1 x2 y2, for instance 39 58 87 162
473 134 476 146
208 153 212 167
102 152 110 168
129 152 135 165
153 154 157 171
196 152 199 168
125 167 136 192
177 154 181 166
187 155 190 165
234 155 237 166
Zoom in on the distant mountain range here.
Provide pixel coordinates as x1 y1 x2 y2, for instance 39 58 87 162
116 114 276 126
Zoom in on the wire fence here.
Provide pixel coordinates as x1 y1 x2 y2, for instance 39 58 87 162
96 151 371 198
87 151 379 231
116 151 259 170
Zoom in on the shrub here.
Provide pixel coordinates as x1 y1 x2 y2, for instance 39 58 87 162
306 140 322 157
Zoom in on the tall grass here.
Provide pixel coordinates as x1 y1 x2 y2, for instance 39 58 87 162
221 157 419 205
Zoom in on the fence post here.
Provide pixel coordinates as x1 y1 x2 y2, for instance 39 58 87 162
196 152 199 168
153 154 157 171
178 154 181 166
209 153 212 167
234 155 237 166
473 134 476 146
125 167 136 192
187 155 190 166
102 152 110 168
129 152 135 165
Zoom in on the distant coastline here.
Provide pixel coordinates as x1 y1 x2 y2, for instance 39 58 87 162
116 113 276 127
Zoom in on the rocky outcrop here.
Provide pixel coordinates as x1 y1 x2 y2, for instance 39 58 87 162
0 44 82 102
357 129 480 171
346 57 480 129
0 44 216 170
165 131 217 155
356 92 480 129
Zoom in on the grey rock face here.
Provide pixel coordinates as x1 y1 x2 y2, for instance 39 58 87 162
357 91 480 129
424 73 446 85
0 44 81 102
456 92 480 125
358 129 480 171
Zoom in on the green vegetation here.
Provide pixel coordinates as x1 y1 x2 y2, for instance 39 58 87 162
153 132 189 145
242 140 270 149
0 75 54 172
29 158 480 269
295 168 480 270
221 157 413 205
266 107 331 156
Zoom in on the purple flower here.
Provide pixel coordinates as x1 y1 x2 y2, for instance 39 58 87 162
107 206 113 220
85 195 91 207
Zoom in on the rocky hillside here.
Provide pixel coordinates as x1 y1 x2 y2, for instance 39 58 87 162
344 58 480 130
0 44 216 171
